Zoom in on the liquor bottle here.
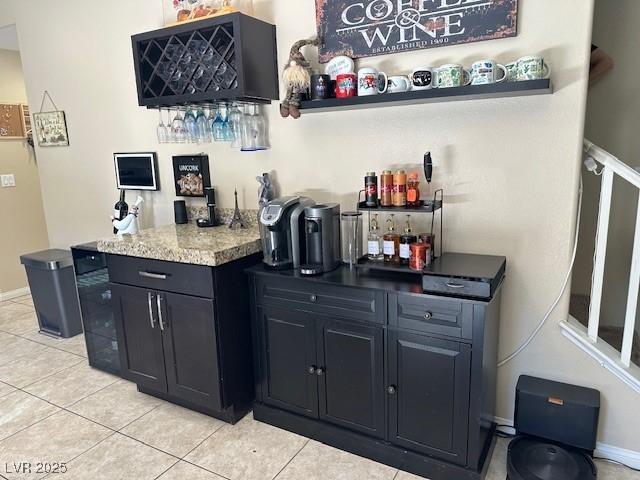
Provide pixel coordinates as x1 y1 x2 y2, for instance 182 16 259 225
383 214 400 263
113 190 128 234
367 214 384 261
399 215 418 265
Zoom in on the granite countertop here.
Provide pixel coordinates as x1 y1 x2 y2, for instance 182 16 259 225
96 222 262 267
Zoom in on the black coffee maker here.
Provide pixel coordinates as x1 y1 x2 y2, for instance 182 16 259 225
301 204 341 276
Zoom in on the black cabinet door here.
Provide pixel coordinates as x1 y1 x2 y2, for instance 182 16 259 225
258 307 318 418
388 329 471 466
111 283 167 392
159 292 222 411
316 317 385 439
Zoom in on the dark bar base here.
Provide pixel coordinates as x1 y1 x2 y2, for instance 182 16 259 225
252 402 496 480
138 386 252 425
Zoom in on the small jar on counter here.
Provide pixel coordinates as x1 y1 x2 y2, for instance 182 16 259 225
406 172 420 208
364 172 378 207
409 243 428 271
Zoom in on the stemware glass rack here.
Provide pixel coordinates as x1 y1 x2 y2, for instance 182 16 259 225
132 13 279 108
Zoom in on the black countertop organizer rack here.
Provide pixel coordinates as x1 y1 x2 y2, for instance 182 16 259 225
356 188 444 275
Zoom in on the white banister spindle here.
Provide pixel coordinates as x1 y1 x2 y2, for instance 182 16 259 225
588 166 614 342
621 191 640 367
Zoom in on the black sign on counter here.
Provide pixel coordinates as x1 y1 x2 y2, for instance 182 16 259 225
315 0 518 63
172 154 211 198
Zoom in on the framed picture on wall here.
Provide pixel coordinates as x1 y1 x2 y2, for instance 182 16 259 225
0 104 26 140
172 154 211 197
33 110 69 147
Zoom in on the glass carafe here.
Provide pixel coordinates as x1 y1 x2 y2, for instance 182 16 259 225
340 212 363 266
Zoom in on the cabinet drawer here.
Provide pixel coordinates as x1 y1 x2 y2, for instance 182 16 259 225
108 255 214 298
390 294 473 340
422 275 492 299
255 277 383 324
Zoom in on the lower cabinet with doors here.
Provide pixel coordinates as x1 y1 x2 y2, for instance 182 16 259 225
108 252 260 423
248 265 503 480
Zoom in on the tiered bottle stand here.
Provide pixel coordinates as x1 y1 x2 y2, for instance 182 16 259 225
356 189 444 275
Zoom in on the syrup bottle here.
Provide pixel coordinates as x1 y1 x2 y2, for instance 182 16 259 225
367 214 384 261
399 215 418 265
383 214 400 264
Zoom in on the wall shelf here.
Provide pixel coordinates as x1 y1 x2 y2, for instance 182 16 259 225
300 79 552 113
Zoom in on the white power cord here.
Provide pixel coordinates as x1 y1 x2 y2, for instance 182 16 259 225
498 175 584 367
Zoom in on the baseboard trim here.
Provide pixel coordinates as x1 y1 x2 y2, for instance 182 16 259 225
494 416 640 469
0 287 30 302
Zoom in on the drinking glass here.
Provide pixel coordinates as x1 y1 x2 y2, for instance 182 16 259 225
211 106 226 142
184 107 198 143
157 108 170 144
254 104 267 150
171 108 188 143
241 104 258 152
228 103 243 148
196 107 210 143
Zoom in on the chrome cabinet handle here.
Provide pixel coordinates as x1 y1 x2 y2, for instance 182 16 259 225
157 294 165 331
445 282 465 289
139 271 168 280
308 366 317 375
147 292 156 329
316 367 325 376
387 385 397 395
424 312 432 320
310 294 317 302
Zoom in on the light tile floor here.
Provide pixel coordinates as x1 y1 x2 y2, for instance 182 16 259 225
0 295 638 480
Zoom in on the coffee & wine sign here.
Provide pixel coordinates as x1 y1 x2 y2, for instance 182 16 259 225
315 0 518 62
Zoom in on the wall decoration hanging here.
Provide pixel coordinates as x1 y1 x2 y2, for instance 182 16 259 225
315 0 518 63
172 154 211 197
0 104 27 140
33 91 69 147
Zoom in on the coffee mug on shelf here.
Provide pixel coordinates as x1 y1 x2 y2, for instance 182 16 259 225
411 67 435 90
505 61 518 82
310 74 331 100
387 75 412 93
516 55 551 81
336 72 357 98
357 68 388 96
470 59 508 85
435 64 471 88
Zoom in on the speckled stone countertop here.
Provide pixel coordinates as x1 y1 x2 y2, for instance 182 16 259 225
96 222 262 267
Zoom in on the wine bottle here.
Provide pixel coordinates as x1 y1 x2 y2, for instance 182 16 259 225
113 190 128 234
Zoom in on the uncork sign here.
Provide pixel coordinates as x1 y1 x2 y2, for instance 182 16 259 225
315 0 518 63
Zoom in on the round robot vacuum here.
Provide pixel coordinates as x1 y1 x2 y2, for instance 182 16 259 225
507 437 597 480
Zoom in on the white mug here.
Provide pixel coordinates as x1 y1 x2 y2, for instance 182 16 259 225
516 55 551 81
434 64 471 88
387 75 411 94
358 67 388 96
470 59 508 85
411 67 435 90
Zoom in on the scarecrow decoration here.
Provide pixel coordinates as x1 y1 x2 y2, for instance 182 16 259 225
280 38 319 119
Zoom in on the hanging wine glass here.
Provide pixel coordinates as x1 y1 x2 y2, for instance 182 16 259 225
171 108 188 143
254 104 268 150
211 106 226 142
228 103 243 148
196 107 210 143
184 106 198 143
157 108 169 143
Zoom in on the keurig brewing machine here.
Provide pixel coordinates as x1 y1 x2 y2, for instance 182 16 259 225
259 196 315 270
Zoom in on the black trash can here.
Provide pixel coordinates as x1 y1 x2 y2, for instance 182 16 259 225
20 249 83 338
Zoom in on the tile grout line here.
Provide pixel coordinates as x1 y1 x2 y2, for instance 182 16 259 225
272 438 311 480
152 458 182 480
17 359 88 391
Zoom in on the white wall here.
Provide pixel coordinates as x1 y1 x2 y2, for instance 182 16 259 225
7 0 640 450
0 47 49 293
